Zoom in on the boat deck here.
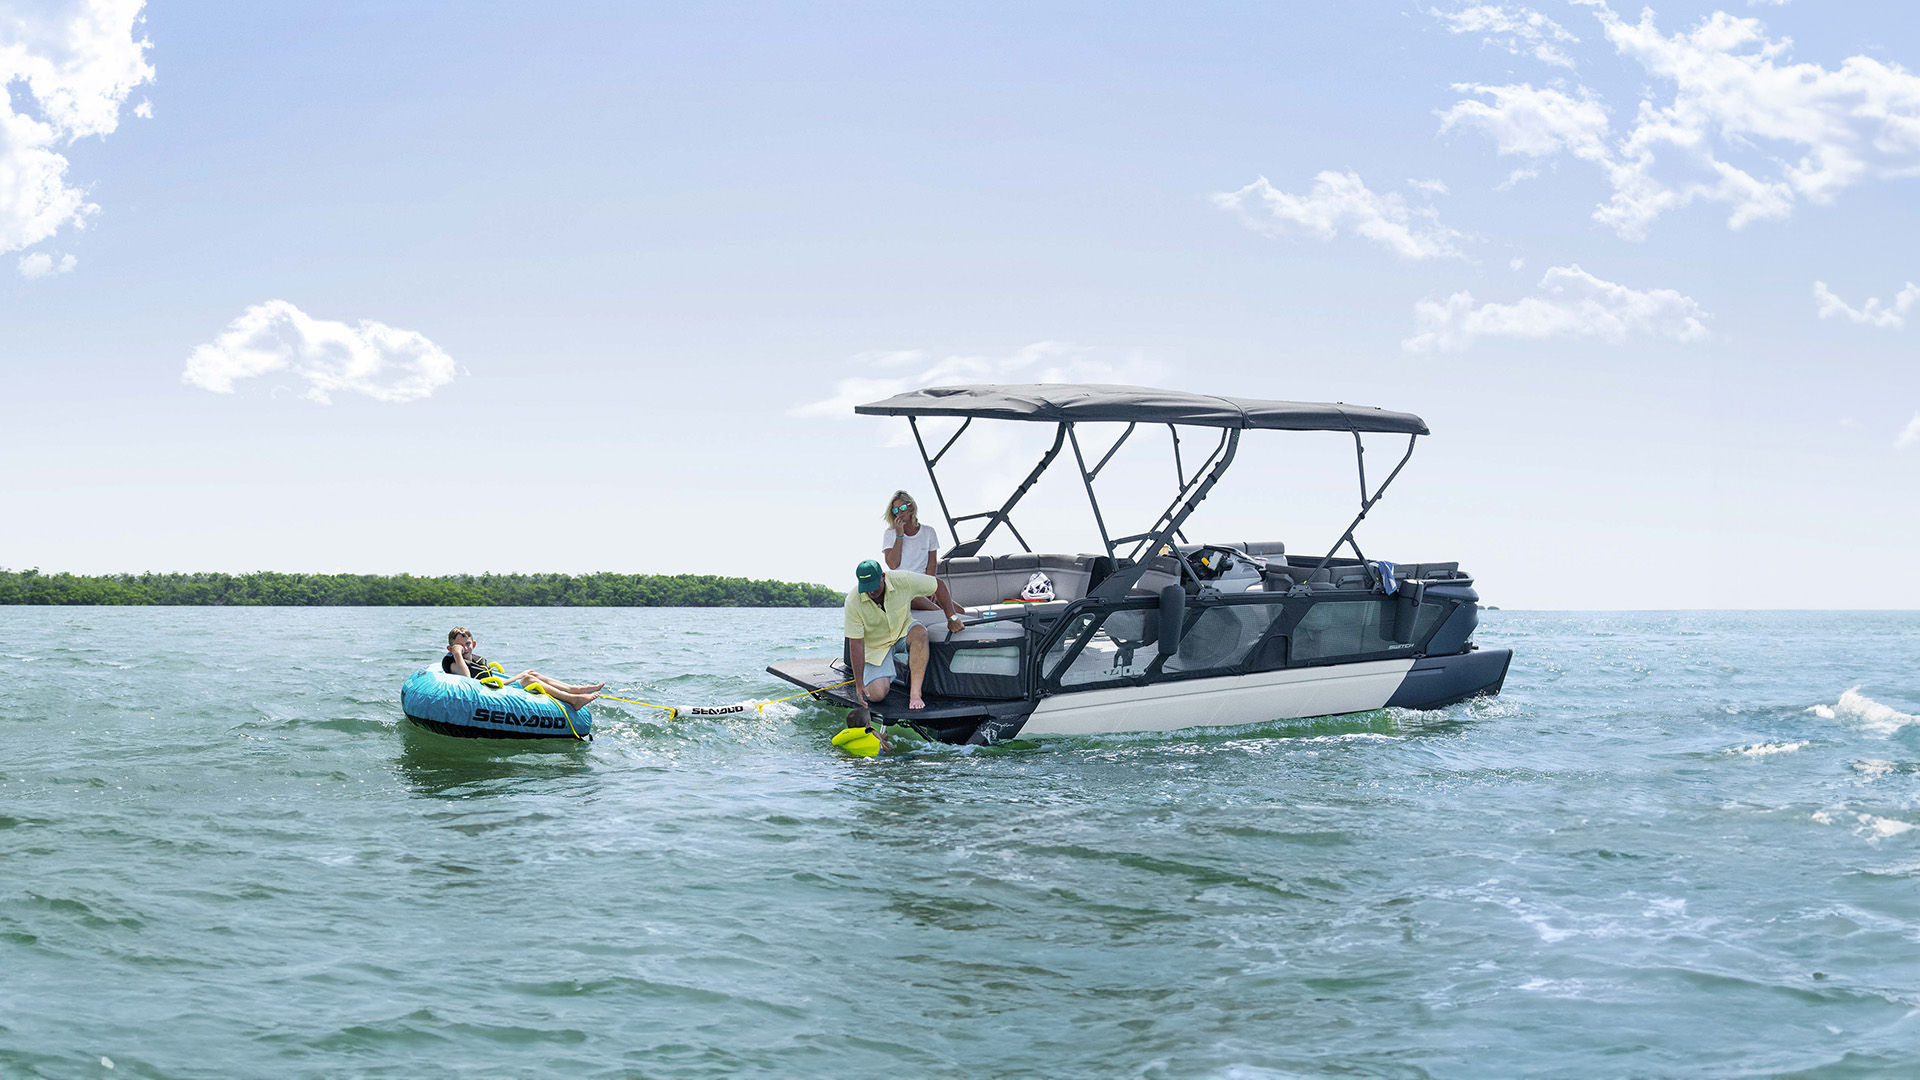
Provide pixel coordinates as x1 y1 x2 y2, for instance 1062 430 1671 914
766 656 1027 743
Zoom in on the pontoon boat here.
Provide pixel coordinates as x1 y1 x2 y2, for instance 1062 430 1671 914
769 385 1511 743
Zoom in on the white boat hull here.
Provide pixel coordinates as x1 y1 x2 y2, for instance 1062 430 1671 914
1018 658 1417 736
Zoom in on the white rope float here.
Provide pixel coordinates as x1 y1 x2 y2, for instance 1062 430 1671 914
597 679 855 721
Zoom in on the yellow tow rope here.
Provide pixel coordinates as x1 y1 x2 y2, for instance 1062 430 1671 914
599 678 888 758
594 693 678 714
474 669 857 745
521 682 587 742
597 680 854 721
474 664 588 742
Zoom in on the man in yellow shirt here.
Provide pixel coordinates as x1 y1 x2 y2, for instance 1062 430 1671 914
844 558 939 710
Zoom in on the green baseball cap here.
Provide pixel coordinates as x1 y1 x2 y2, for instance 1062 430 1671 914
855 559 885 591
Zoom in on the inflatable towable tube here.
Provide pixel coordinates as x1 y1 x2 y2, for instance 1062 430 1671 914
400 670 591 741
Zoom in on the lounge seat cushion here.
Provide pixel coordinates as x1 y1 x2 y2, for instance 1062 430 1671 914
936 553 1091 610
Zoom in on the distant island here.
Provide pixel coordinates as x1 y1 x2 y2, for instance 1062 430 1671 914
0 569 841 608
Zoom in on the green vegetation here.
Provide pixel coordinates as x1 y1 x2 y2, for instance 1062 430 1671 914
0 569 841 608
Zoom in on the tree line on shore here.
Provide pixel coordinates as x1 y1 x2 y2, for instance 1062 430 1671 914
0 569 842 607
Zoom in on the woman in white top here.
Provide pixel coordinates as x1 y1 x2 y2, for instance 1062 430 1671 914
881 490 966 635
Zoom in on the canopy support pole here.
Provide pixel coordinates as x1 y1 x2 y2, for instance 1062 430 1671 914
1068 426 1115 557
941 422 1069 558
909 416 961 546
1092 427 1240 599
1307 434 1418 581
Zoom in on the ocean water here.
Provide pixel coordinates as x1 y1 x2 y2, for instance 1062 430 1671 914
2 607 1917 1080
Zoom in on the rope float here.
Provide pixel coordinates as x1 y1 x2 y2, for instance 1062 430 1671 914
597 680 855 721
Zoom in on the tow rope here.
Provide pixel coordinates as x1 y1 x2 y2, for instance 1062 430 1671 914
596 680 854 721
521 682 588 742
599 679 922 758
474 663 587 742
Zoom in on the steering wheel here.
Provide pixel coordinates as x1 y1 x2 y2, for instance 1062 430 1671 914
1185 546 1239 582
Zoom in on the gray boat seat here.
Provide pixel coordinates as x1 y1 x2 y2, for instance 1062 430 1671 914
1127 554 1182 596
1261 559 1469 593
1265 560 1375 592
920 553 1094 640
934 556 1003 609
939 555 994 578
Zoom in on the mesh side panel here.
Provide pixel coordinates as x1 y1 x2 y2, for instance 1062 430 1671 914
928 640 1026 699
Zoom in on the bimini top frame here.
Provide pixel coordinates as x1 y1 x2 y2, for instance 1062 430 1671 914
856 384 1429 598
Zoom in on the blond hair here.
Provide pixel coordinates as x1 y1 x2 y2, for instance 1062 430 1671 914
447 626 470 645
882 490 918 525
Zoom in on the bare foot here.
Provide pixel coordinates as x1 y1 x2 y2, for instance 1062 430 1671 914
580 693 599 706
908 694 926 710
582 682 605 692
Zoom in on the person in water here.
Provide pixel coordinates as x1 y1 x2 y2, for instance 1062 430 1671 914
443 627 603 708
843 559 936 711
879 490 966 635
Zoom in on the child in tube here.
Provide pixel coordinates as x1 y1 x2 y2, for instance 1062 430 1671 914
443 627 603 708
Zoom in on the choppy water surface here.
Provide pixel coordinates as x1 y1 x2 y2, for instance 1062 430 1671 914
2 608 1917 1079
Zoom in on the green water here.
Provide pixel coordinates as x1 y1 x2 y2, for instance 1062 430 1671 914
3 607 1917 1078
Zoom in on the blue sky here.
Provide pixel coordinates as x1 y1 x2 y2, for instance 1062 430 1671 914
3 0 1917 608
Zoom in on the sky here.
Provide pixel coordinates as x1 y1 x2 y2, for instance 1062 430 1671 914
2 0 1917 609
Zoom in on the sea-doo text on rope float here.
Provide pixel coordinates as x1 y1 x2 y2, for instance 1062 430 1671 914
769 384 1512 744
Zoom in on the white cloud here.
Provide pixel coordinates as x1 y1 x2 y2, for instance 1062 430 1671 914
1404 264 1710 352
1428 4 1581 69
1408 177 1450 196
0 0 155 255
1442 3 1920 239
1497 166 1542 190
1898 414 1920 450
793 342 1170 419
1509 256 1526 270
1441 83 1612 162
17 250 75 277
1213 172 1468 260
183 300 459 405
1813 280 1920 329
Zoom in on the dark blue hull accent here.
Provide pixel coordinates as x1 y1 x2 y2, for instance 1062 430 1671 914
1386 649 1512 710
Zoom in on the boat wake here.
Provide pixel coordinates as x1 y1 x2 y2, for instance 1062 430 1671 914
1728 740 1807 757
1810 809 1917 839
1807 688 1918 736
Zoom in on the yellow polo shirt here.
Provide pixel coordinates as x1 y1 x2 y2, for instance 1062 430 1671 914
843 570 938 660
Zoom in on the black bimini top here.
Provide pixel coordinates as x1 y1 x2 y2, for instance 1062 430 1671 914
855 384 1429 436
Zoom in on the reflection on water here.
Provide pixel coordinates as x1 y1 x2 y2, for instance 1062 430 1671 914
394 721 593 797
